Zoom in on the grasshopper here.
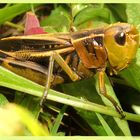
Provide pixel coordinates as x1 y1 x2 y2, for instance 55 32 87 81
0 22 139 117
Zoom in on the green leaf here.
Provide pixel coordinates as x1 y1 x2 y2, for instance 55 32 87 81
71 4 91 17
106 4 127 22
74 6 110 27
126 4 140 31
0 4 40 25
41 6 71 32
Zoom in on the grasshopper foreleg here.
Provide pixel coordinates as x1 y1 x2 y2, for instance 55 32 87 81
98 70 125 118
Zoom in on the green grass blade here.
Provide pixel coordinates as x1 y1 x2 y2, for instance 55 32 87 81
0 94 9 106
0 66 139 123
96 113 115 136
50 105 67 135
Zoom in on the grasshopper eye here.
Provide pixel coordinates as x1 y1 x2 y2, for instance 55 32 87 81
114 32 126 46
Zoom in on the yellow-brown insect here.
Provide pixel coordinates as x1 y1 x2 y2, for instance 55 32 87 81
0 22 139 117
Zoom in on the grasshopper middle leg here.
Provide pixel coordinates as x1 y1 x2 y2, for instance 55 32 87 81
40 51 81 106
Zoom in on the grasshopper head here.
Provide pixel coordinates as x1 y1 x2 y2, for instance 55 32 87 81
104 23 139 74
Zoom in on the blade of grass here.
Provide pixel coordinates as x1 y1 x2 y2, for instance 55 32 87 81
0 66 139 123
96 113 115 136
0 94 9 106
132 105 140 115
50 105 67 135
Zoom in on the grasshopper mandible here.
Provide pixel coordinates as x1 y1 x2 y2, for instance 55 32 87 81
0 22 139 117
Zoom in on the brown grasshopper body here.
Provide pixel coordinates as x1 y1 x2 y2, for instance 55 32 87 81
0 29 106 85
0 23 139 117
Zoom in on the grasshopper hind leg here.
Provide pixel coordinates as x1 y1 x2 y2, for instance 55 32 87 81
40 55 54 107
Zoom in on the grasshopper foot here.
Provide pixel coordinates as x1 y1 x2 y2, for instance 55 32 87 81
115 105 126 119
40 95 47 108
